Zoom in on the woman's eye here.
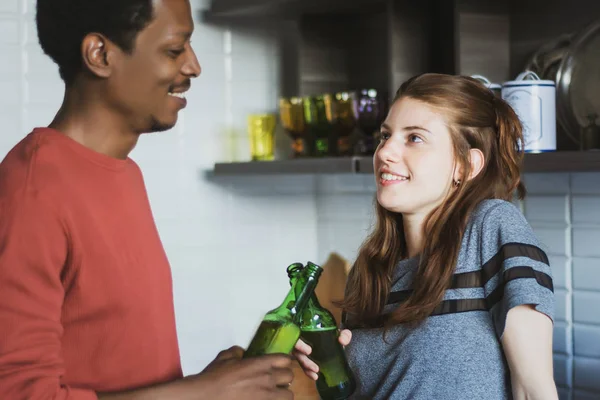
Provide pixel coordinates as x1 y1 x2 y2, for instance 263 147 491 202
409 134 423 143
380 132 391 141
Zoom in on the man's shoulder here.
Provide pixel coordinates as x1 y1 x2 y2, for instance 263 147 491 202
0 128 68 200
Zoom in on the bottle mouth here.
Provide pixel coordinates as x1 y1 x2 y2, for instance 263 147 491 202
305 261 323 277
306 261 322 269
286 262 304 278
286 261 323 278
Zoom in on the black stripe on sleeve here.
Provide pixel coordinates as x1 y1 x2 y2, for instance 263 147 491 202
485 266 554 310
385 266 553 315
383 243 552 319
481 243 549 284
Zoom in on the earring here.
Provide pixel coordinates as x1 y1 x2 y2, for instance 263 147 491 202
453 179 461 187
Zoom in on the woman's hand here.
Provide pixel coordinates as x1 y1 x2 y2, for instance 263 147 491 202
292 329 352 380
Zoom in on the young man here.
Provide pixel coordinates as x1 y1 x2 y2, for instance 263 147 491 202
0 0 296 398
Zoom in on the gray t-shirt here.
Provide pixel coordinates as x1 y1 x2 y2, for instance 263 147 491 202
343 199 555 400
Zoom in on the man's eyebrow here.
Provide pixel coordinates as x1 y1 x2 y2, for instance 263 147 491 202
167 30 193 40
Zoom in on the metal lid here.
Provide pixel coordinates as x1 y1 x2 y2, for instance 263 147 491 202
502 71 555 87
524 34 572 82
556 20 600 142
471 74 501 89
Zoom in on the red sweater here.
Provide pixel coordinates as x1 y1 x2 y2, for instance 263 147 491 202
0 128 182 399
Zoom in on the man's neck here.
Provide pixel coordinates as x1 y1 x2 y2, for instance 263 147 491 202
49 86 141 160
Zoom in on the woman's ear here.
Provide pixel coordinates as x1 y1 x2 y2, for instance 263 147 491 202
467 148 485 181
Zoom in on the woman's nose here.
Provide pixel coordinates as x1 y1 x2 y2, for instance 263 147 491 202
377 140 402 163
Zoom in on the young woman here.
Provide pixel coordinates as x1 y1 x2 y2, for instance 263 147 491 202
295 73 557 400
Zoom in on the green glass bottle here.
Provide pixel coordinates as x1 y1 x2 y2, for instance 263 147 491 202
303 95 333 157
244 262 323 358
287 262 356 400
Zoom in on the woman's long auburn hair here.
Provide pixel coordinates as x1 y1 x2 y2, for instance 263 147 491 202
341 73 526 328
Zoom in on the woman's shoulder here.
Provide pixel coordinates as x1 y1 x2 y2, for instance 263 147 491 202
472 198 522 221
465 198 544 261
467 199 530 235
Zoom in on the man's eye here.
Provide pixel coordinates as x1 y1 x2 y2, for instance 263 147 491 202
168 49 185 57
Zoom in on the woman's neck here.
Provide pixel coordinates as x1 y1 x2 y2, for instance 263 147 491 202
402 213 426 258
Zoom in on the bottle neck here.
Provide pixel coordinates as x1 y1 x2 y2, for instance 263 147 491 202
292 274 318 318
280 271 319 321
309 292 322 307
288 271 322 309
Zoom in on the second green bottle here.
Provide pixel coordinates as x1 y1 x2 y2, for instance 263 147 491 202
288 262 356 400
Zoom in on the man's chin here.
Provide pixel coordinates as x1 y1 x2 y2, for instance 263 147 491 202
146 116 177 133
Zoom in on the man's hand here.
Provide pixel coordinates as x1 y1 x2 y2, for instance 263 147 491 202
98 346 295 400
190 346 295 400
292 329 352 380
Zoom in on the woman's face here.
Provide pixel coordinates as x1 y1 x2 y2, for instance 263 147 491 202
374 97 457 218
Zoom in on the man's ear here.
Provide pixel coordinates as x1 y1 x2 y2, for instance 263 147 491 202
80 33 116 79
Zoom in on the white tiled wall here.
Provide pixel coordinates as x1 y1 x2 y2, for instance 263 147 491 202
3 1 600 397
317 173 600 400
0 0 318 375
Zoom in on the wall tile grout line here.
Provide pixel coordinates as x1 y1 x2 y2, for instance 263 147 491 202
567 173 574 400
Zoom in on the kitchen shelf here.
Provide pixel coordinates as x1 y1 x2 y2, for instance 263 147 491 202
203 0 385 19
521 151 600 173
212 151 600 176
213 157 359 175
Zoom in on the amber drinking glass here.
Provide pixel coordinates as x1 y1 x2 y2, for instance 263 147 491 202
279 97 307 158
326 92 358 157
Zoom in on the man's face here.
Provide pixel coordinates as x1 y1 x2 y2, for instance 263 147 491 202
108 0 201 133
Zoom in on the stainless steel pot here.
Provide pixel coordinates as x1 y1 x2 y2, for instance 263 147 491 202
555 19 600 145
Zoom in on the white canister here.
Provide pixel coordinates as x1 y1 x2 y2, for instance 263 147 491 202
471 74 502 98
501 71 556 152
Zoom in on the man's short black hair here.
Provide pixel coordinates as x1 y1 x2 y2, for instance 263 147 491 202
36 0 155 85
